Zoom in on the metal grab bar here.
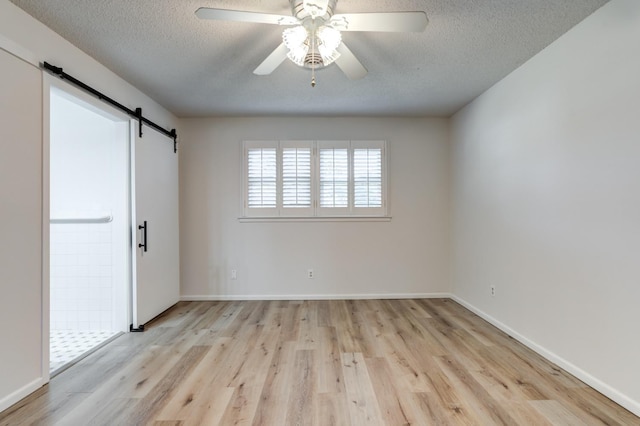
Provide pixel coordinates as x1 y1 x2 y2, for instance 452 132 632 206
50 215 113 224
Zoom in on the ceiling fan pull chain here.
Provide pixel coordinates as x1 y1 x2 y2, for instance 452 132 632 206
311 29 317 87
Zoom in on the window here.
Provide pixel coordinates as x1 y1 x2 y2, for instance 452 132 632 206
353 143 383 208
243 140 387 218
318 141 349 215
282 145 311 209
247 146 277 209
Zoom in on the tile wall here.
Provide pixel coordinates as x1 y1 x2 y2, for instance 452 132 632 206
50 222 114 331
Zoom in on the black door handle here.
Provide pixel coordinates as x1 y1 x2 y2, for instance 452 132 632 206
138 220 148 252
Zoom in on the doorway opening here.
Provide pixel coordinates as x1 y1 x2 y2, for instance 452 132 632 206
48 87 131 375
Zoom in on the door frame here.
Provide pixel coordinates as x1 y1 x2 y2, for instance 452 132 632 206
42 74 134 382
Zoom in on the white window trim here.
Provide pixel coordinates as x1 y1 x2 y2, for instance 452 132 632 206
241 140 389 220
239 216 392 223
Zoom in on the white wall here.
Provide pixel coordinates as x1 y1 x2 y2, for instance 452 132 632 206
451 0 640 415
0 45 43 415
0 0 177 413
179 117 451 299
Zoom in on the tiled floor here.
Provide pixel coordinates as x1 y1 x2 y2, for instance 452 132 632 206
50 330 118 373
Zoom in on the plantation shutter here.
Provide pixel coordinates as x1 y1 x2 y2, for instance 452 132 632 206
243 140 386 218
281 141 313 216
354 149 382 207
317 140 350 215
352 140 385 215
244 141 277 216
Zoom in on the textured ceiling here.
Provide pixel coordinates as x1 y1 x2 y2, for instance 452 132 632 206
10 0 608 117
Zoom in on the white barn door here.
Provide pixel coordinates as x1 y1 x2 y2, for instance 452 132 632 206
131 125 179 328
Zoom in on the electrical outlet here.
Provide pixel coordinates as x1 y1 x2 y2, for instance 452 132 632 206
307 269 314 279
490 285 496 296
231 269 237 280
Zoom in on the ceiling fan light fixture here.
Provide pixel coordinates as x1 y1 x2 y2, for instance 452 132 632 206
287 46 310 67
283 25 310 66
282 24 342 68
317 25 341 65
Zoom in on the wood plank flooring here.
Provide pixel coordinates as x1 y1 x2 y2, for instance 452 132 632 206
1 299 638 425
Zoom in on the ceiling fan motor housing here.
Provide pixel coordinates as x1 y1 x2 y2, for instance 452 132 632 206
304 52 323 68
290 0 337 21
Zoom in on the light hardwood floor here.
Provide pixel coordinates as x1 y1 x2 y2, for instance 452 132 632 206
1 299 638 425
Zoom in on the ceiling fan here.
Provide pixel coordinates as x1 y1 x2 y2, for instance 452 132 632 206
196 0 428 86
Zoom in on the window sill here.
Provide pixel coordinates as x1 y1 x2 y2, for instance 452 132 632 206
238 216 392 223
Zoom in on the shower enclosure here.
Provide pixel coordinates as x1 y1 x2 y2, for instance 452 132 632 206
49 88 130 374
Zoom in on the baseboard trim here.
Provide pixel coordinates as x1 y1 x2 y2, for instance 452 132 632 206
450 295 640 417
181 292 453 302
0 377 45 414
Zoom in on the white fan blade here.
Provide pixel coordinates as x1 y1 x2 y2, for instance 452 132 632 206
335 43 367 80
196 7 299 26
254 43 289 75
330 12 428 32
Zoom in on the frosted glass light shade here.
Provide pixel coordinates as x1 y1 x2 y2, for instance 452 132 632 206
283 26 309 66
317 26 341 65
282 24 342 68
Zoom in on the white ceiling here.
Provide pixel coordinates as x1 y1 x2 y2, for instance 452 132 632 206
10 0 608 117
